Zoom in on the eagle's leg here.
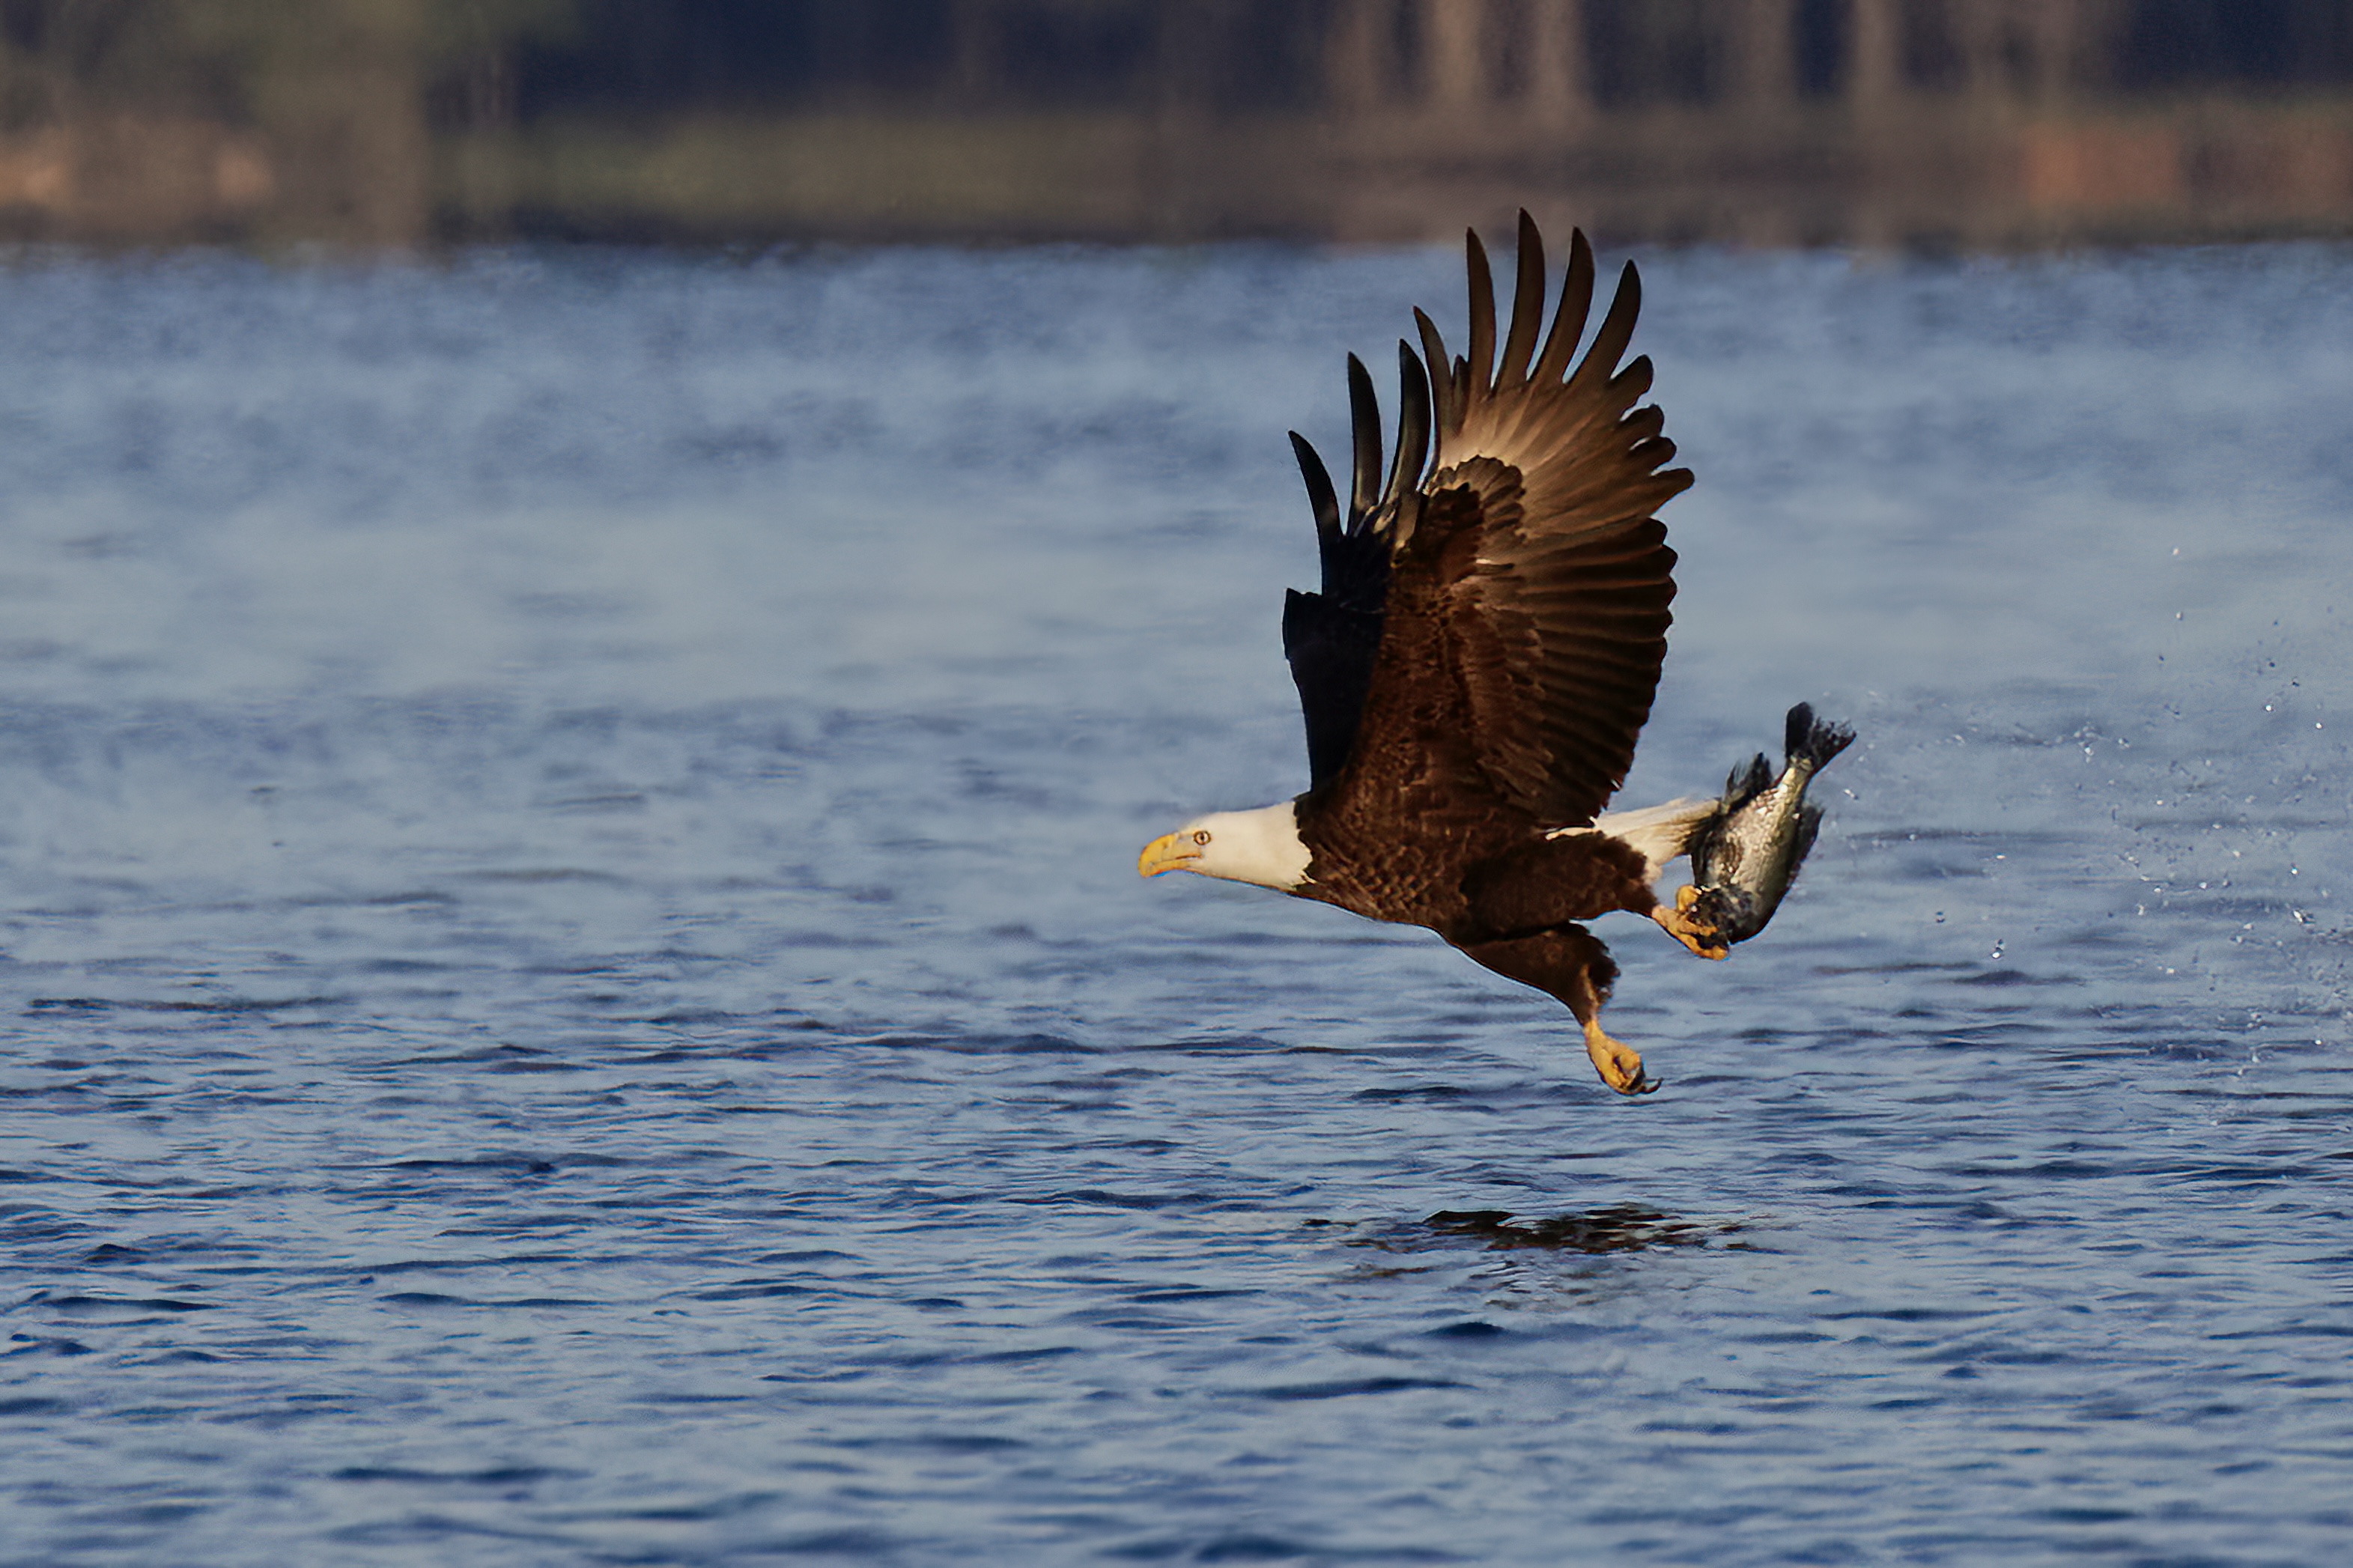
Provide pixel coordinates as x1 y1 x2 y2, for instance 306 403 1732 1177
1651 888 1728 961
1457 926 1657 1096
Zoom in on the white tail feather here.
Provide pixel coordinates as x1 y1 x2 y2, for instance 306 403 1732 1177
1547 797 1716 882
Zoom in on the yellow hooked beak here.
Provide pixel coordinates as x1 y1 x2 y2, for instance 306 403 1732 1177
1138 833 1200 878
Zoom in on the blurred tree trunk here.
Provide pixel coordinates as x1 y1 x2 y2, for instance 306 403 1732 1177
1524 1 1593 130
1728 0 1797 107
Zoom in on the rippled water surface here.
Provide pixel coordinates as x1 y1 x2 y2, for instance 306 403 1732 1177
1 239 2350 1565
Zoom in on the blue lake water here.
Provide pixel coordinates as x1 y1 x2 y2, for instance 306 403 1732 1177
0 237 2349 1565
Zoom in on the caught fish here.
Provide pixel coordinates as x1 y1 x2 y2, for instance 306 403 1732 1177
1683 703 1855 946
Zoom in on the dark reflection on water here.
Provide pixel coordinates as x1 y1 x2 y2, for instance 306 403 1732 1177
0 242 2349 1565
1423 1204 1732 1253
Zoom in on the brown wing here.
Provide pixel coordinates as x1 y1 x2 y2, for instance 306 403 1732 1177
1341 211 1691 831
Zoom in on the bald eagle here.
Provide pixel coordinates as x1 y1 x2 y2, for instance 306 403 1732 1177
1138 212 1745 1097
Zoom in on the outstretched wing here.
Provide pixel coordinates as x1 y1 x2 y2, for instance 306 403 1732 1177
1281 347 1427 789
1308 211 1692 828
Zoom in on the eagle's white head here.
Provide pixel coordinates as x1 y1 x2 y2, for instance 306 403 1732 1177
1138 801 1311 893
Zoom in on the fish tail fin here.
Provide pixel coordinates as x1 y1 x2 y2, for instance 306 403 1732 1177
1784 704 1856 773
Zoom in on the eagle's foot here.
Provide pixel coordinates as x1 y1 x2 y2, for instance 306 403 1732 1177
1582 1019 1660 1096
1654 893 1728 961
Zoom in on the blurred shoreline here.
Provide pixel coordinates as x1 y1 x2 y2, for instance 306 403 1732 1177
6 1 2353 251
428 96 2353 251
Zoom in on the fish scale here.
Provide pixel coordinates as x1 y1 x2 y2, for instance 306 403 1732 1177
1688 702 1856 946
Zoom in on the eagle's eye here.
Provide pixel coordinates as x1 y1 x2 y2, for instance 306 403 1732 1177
1193 830 1211 845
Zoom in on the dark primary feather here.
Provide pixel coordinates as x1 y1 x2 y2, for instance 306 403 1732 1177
1290 429 1341 544
1499 217 1546 389
1414 307 1458 437
1282 587 1383 788
1384 341 1431 524
1282 350 1430 790
1530 227 1594 387
1346 354 1383 521
1465 228 1497 394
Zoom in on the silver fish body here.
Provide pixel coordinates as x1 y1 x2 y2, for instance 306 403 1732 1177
1687 703 1853 946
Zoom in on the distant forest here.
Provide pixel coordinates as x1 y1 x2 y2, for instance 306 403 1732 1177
505 1 2353 121
7 1 2352 133
8 0 2353 246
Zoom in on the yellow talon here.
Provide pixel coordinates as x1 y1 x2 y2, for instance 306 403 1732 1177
1651 896 1728 961
1582 1018 1658 1096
